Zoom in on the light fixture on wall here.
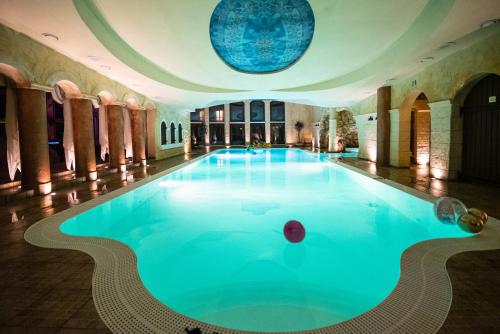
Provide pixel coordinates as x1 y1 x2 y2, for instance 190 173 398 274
41 32 59 41
420 57 434 63
480 19 500 29
368 116 374 121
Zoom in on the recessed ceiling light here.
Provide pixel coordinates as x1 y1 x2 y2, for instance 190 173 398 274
154 96 162 99
386 78 396 83
100 65 111 70
480 19 500 29
41 32 59 41
438 41 456 50
87 55 100 61
132 83 141 87
420 57 434 63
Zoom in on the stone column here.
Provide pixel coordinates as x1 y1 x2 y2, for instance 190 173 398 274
328 110 338 152
244 100 251 144
224 104 230 145
70 98 97 180
146 107 156 158
389 109 401 166
429 100 452 180
264 100 271 143
376 86 391 165
16 88 52 194
204 107 210 146
130 108 146 165
107 104 126 172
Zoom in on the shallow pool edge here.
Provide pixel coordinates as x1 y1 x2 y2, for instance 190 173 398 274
24 151 500 334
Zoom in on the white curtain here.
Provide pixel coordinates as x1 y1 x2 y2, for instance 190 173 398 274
63 100 75 170
5 86 21 180
98 105 109 160
123 108 133 158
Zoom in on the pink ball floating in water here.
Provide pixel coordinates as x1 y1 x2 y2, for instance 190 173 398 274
284 220 305 243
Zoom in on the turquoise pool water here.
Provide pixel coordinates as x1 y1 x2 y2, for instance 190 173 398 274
61 149 469 332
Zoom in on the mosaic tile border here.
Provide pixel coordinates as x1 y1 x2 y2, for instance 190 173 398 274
25 152 500 334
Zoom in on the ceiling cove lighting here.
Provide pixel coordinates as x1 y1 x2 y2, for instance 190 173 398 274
209 0 315 73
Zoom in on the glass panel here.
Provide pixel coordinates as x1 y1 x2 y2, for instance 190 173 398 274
230 124 245 145
209 105 224 122
209 124 225 145
270 101 285 121
230 102 244 122
250 123 265 143
191 109 203 122
271 123 285 144
250 101 265 122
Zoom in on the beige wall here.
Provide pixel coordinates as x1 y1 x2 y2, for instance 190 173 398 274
285 102 314 144
0 24 143 101
349 31 500 177
154 104 191 160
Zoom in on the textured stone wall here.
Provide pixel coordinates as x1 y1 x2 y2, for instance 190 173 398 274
336 109 358 148
414 110 430 165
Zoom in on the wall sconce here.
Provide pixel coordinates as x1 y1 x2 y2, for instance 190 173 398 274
368 116 374 121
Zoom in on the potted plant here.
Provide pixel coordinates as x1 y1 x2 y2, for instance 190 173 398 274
295 121 304 146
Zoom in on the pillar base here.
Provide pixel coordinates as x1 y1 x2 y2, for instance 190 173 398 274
38 182 52 195
119 164 127 173
140 159 146 166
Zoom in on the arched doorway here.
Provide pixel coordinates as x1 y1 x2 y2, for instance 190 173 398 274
461 74 500 183
409 93 431 165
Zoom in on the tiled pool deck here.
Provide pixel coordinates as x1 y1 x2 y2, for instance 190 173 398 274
0 151 498 333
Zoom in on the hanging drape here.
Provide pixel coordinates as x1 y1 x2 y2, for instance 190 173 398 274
63 100 75 170
5 86 21 181
98 105 109 160
123 108 133 158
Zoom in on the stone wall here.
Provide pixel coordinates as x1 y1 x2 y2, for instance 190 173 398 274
336 109 358 148
349 30 500 178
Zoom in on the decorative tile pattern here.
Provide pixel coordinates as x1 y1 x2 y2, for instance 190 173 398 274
24 152 500 334
210 0 315 73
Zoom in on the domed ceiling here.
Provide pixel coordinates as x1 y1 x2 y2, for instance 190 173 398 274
209 0 315 73
0 0 499 108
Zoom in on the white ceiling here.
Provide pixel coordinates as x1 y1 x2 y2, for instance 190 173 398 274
0 0 499 109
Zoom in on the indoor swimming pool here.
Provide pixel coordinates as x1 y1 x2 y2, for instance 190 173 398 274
60 149 470 332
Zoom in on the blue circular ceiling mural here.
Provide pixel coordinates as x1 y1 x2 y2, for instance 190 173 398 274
209 0 315 74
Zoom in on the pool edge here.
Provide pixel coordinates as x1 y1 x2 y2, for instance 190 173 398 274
24 152 500 334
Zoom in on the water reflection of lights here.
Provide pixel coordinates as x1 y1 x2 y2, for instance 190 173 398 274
217 159 224 167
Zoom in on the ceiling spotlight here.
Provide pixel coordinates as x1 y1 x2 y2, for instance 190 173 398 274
41 33 59 41
87 55 100 61
386 78 396 83
420 57 434 63
100 65 111 70
154 96 162 99
480 19 500 29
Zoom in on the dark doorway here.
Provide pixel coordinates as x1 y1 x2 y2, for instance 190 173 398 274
461 74 500 183
271 123 285 144
209 124 225 145
191 123 203 147
46 93 66 173
230 124 245 145
250 123 265 143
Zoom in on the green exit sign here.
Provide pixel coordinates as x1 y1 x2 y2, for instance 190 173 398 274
489 96 497 103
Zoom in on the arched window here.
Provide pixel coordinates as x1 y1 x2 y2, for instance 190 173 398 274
170 122 176 144
161 121 167 145
178 123 183 143
250 100 265 121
